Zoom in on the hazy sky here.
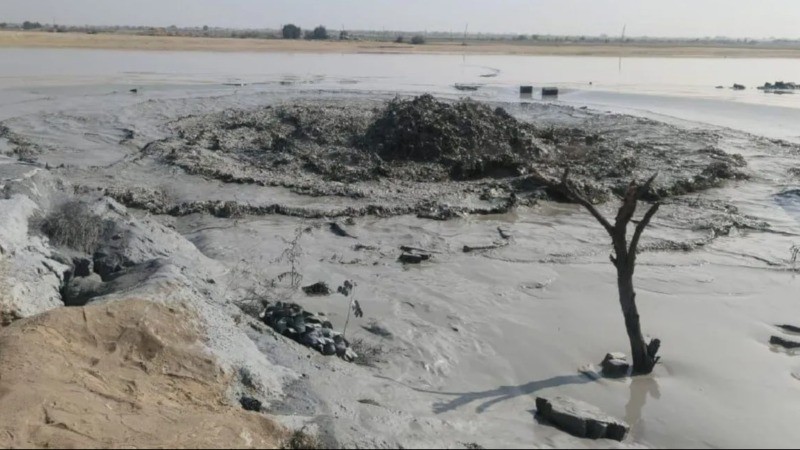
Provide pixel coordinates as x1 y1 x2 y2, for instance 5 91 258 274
3 0 800 38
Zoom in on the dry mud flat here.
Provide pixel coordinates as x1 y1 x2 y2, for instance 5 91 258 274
1 89 800 448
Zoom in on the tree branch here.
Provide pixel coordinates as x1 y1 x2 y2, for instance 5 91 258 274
628 202 661 257
615 173 658 228
558 169 614 235
638 173 659 197
609 253 618 267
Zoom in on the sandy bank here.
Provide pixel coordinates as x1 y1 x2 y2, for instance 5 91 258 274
0 299 287 448
3 31 800 58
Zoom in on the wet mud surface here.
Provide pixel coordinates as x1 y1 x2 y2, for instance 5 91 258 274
3 85 800 448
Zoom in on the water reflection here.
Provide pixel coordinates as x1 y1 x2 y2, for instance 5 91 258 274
625 375 661 439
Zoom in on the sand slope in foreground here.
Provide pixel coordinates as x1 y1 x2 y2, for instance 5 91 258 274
0 299 285 449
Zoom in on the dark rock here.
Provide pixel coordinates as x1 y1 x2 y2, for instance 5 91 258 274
334 338 348 356
262 302 357 361
329 222 356 238
92 251 125 280
302 281 332 296
770 335 800 349
61 273 106 306
398 253 430 264
322 342 337 356
600 353 630 378
72 257 93 277
239 396 262 412
536 396 630 441
732 84 746 90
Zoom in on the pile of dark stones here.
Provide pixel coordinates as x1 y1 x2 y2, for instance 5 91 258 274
262 302 357 362
362 94 547 180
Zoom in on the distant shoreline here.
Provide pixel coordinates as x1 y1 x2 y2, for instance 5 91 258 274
3 31 800 58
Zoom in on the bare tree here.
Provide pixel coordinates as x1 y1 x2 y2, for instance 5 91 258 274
554 170 661 374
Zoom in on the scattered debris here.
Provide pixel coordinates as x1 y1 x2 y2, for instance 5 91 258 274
770 335 800 350
463 241 509 253
363 321 393 339
418 205 466 221
454 84 481 91
302 282 332 296
536 396 630 442
283 429 324 450
398 253 430 264
497 227 512 240
461 443 485 450
777 324 800 334
400 245 440 254
349 338 385 367
757 81 799 91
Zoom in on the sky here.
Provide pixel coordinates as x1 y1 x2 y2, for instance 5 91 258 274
2 0 800 39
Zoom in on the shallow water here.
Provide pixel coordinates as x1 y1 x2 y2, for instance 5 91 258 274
2 48 800 102
4 48 800 141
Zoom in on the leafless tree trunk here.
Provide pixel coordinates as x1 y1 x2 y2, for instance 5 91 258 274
554 170 661 375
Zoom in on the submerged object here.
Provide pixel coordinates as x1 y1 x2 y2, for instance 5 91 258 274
542 87 559 96
454 83 480 91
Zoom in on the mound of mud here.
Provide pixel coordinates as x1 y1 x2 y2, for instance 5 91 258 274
136 95 753 219
362 94 547 179
0 300 286 448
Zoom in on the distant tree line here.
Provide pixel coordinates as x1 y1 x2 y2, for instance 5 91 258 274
2 21 793 48
282 24 331 40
